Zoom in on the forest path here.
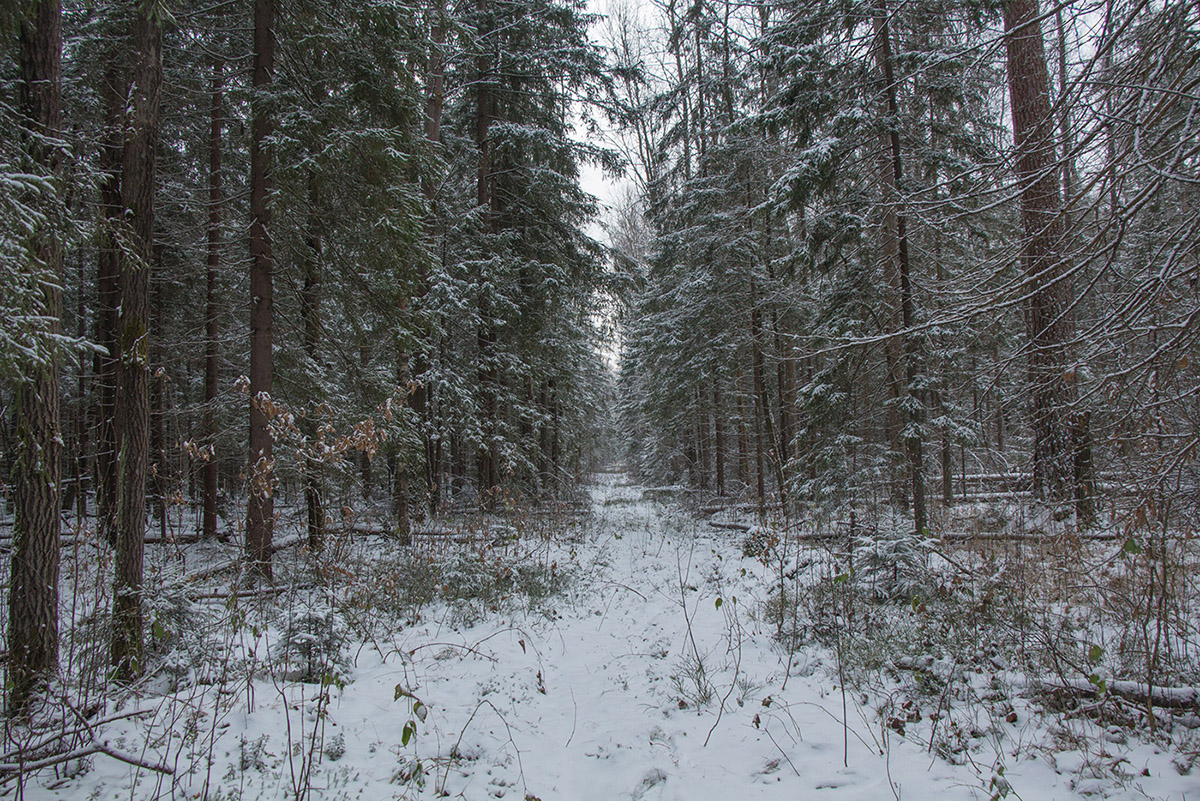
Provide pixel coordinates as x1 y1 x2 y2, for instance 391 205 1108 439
29 474 1102 801
369 472 1009 800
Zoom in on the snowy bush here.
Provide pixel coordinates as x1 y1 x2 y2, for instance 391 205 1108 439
346 542 573 632
851 526 935 602
272 596 350 683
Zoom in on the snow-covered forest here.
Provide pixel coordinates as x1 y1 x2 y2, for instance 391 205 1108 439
1 0 1198 797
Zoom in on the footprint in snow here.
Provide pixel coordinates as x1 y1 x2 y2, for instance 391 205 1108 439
632 767 668 800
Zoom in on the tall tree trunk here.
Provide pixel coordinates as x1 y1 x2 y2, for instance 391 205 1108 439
247 0 276 577
550 378 561 486
696 390 710 491
1004 0 1076 506
665 0 692 180
74 253 87 524
713 377 725 496
934 389 953 505
95 58 127 547
302 170 325 552
396 1 447 529
111 0 161 682
735 365 750 489
8 0 63 714
203 59 223 541
1053 9 1078 207
1052 10 1095 527
474 0 499 505
772 328 795 473
749 278 784 504
150 278 168 541
538 383 552 493
875 0 926 536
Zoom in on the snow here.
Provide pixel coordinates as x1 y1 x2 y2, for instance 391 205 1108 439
9 473 1200 800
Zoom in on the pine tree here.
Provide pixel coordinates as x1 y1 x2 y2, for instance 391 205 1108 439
7 0 64 713
111 0 161 681
1003 0 1078 509
247 0 276 578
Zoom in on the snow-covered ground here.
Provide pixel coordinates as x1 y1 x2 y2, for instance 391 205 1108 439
11 473 1200 799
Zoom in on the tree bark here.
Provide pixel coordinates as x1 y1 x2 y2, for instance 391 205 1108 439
74 253 88 523
8 0 63 714
301 170 325 552
150 279 168 541
713 377 725 496
734 365 750 489
203 59 223 541
111 0 161 682
474 0 499 505
749 278 784 504
1004 0 1077 506
875 0 926 536
95 57 127 547
395 0 446 530
247 0 276 578
696 390 710 491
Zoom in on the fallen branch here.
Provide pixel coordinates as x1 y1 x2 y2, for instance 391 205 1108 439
1041 677 1200 710
0 707 159 766
708 521 753 532
0 741 173 780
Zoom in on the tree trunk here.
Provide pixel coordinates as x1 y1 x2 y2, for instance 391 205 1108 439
875 0 926 536
95 57 127 547
696 390 710 491
1004 0 1077 506
735 365 750 489
74 253 88 524
301 170 325 552
247 0 276 578
150 279 168 541
203 59 223 541
1053 8 1078 207
8 0 63 714
538 383 553 493
713 377 725 496
772 316 796 481
1073 411 1096 525
474 0 499 506
111 1 161 682
749 278 785 503
396 3 446 529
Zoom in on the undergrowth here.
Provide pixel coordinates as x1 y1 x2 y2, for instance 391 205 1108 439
0 505 582 800
754 501 1200 787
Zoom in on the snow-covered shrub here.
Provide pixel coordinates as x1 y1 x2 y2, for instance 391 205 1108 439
762 584 811 651
272 596 350 683
324 731 346 762
145 576 201 674
851 526 934 602
343 537 574 633
439 550 571 625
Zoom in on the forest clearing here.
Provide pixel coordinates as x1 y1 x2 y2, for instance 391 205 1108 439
2 0 1199 797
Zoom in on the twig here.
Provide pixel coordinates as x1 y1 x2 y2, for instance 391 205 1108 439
0 706 158 764
406 641 498 663
0 742 173 779
704 605 743 748
91 742 175 776
439 700 525 796
763 727 801 777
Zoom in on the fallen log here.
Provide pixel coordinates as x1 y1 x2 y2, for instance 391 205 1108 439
708 521 753 532
1041 677 1200 710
